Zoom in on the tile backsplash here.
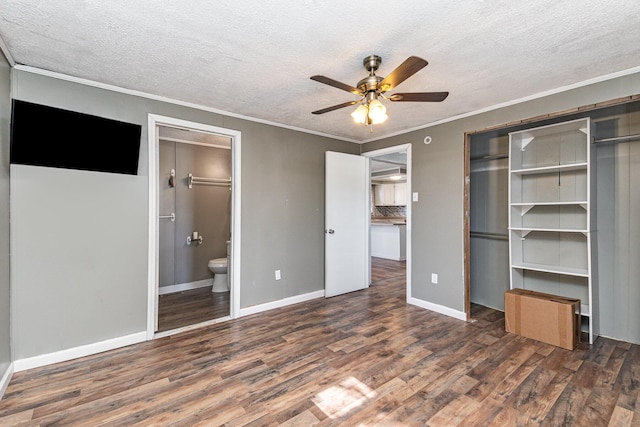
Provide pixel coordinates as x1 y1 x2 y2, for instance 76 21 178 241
373 205 406 217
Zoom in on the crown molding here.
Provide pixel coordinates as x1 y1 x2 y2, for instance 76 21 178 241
362 65 640 143
12 63 640 145
13 64 360 144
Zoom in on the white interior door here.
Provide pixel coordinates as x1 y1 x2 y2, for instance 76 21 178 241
325 151 370 297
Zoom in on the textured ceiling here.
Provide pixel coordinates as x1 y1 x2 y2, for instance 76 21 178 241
1 1 639 142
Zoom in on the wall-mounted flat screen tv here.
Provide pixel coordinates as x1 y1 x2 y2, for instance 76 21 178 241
10 99 142 175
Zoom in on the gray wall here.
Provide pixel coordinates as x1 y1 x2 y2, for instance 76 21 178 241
11 166 149 356
224 118 359 308
363 71 640 343
10 69 357 360
0 52 11 381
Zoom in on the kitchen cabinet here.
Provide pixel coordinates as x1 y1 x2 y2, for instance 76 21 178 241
394 183 407 205
371 223 406 260
373 183 407 206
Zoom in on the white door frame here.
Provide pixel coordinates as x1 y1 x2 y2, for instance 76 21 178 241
147 114 242 339
362 143 412 301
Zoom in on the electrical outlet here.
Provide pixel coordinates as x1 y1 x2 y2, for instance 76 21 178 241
275 270 281 280
431 273 438 284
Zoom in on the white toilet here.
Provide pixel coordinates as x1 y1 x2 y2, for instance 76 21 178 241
208 240 230 293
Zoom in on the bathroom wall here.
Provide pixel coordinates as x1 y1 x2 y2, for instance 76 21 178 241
159 139 232 289
0 50 12 388
158 140 176 288
10 69 358 361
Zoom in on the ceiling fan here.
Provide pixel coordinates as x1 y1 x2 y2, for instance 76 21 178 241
310 55 449 126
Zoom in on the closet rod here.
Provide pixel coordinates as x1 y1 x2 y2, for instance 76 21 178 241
594 134 640 145
470 231 508 241
470 154 509 162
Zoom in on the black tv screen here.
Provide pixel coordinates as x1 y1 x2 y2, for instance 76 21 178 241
10 99 142 175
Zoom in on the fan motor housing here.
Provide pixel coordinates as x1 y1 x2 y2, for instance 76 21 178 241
357 75 384 94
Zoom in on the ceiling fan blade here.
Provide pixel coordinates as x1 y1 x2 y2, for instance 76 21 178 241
389 92 449 102
312 100 359 115
310 75 363 95
379 56 429 92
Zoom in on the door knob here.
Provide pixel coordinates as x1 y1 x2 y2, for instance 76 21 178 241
326 229 335 234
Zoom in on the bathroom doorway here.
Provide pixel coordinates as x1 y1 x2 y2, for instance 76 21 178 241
147 115 241 339
362 144 411 298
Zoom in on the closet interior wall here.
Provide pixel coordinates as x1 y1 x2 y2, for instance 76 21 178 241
593 104 640 343
469 132 510 311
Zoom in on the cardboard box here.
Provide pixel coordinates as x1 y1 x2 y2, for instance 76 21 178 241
504 288 581 350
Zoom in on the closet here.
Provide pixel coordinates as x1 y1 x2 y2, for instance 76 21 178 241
469 131 509 310
468 100 640 344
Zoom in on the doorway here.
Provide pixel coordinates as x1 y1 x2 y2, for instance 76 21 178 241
147 115 242 339
363 144 411 299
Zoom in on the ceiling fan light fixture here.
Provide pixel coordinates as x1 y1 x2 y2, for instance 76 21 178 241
350 104 368 124
370 112 388 125
311 55 448 127
367 99 388 124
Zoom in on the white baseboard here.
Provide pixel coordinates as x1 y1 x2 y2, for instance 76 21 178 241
408 297 467 321
0 362 13 399
13 332 147 372
239 290 325 317
159 279 212 295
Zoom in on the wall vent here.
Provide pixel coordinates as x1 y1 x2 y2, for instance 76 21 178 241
371 167 406 179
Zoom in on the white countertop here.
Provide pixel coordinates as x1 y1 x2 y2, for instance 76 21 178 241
371 219 406 226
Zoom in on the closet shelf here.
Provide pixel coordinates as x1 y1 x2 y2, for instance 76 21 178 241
510 162 587 175
510 227 589 233
511 201 588 207
510 201 588 206
512 262 589 277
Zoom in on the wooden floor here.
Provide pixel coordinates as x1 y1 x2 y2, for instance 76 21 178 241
371 256 406 284
157 257 401 333
158 287 230 332
2 260 639 426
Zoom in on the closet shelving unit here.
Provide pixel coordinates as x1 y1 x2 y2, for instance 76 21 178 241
508 117 597 344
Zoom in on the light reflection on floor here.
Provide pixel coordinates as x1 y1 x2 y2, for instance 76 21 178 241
312 376 377 419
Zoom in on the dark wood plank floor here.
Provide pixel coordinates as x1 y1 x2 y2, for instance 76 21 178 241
371 256 406 284
158 287 230 332
1 260 639 426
